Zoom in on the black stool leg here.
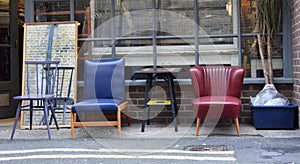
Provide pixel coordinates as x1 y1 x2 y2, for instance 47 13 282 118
141 75 152 132
167 74 178 132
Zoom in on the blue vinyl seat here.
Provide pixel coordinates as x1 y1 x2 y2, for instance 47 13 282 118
71 58 130 138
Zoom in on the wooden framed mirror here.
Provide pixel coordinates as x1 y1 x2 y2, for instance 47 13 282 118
20 21 78 129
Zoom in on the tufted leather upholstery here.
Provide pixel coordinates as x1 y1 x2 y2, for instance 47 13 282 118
190 65 245 136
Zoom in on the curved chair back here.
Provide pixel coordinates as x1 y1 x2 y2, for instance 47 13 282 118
84 58 125 100
189 65 245 136
190 66 245 98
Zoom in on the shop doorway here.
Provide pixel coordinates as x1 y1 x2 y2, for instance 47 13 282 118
0 1 21 118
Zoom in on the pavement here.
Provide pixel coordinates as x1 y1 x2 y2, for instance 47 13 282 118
0 118 298 139
0 118 300 163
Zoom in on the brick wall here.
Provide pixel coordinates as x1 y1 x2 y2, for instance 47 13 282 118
292 0 300 105
124 83 293 125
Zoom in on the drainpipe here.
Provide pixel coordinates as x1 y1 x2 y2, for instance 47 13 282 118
47 24 55 60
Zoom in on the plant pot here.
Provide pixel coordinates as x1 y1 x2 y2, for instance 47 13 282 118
250 103 299 129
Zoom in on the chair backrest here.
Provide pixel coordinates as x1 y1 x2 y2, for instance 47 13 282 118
190 66 245 98
84 58 125 100
54 67 74 98
24 60 60 96
53 66 74 106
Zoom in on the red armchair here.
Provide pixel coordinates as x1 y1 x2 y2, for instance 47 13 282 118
190 66 245 136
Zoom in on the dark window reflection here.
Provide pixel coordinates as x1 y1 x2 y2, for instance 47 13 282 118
0 0 11 81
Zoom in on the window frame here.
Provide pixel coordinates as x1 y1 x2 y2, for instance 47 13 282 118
24 0 294 84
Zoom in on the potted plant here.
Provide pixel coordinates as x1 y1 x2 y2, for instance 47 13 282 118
256 0 280 84
250 0 298 129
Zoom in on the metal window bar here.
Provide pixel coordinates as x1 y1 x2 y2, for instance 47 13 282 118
194 0 199 66
152 0 157 69
25 0 292 82
111 0 116 58
237 0 242 66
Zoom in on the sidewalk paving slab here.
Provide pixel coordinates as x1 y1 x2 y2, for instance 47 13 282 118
0 122 299 140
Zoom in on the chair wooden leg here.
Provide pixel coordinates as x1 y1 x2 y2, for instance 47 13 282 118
196 118 201 136
30 100 33 130
63 101 67 125
117 110 121 138
49 102 59 130
11 102 22 140
43 101 51 139
203 118 207 126
29 110 33 130
234 118 240 136
229 118 233 126
71 111 75 139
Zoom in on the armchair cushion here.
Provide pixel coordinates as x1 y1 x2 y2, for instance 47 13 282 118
72 99 125 113
192 96 241 118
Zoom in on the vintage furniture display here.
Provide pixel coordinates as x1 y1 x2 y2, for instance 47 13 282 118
190 66 245 136
11 60 60 139
71 58 130 138
133 67 181 132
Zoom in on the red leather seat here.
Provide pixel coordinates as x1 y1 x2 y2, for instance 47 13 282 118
190 66 245 136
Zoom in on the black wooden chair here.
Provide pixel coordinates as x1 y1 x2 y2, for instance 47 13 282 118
52 66 75 125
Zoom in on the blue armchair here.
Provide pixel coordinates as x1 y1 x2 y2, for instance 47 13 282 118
71 58 131 138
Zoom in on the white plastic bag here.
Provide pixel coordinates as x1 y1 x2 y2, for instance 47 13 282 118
250 84 290 106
